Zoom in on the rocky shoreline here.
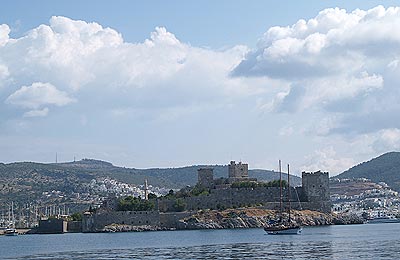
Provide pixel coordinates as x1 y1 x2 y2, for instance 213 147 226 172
98 208 363 232
102 224 175 232
178 208 363 230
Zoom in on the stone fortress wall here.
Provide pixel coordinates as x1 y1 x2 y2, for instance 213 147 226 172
83 211 160 232
82 210 192 232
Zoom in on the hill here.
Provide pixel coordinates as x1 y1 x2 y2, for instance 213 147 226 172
336 152 400 191
29 159 302 188
0 159 301 206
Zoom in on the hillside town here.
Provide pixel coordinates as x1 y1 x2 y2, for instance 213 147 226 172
331 178 400 219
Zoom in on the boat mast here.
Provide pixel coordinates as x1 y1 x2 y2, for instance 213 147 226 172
288 164 291 223
8 204 11 226
279 160 283 217
11 201 15 228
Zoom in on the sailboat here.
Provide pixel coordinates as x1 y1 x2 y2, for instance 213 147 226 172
264 161 302 235
5 202 18 236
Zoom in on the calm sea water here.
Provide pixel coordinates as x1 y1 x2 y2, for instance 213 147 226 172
1 224 400 259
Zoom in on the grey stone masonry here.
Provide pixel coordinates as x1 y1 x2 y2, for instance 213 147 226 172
228 161 249 179
197 168 214 188
302 171 330 201
302 171 331 212
227 161 253 183
82 211 160 232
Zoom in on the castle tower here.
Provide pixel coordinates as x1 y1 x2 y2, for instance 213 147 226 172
228 161 249 181
197 168 214 188
302 171 331 213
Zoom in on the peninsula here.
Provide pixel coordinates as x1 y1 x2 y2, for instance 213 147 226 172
81 161 359 233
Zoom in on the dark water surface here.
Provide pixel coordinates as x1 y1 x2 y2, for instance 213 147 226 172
1 224 400 259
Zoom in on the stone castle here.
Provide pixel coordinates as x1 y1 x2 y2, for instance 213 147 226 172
83 161 331 232
159 161 330 213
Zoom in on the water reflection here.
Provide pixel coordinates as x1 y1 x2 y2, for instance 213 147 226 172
4 241 361 260
4 224 400 260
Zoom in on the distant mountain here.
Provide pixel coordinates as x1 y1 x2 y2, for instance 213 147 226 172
336 152 400 191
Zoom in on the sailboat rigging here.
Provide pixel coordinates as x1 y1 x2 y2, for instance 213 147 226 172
264 161 302 235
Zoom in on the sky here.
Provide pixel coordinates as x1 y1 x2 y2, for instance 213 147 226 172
1 1 400 175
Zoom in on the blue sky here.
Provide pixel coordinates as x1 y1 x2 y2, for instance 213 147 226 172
1 1 400 175
3 0 397 47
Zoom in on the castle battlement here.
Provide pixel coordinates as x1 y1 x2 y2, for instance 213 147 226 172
302 170 329 177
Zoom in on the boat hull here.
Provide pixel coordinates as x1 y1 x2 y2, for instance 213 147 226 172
4 228 18 236
367 218 400 224
264 226 302 235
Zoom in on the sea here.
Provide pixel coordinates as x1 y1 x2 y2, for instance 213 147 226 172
1 223 400 259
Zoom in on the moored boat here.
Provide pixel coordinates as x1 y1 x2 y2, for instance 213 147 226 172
4 202 18 236
264 225 302 235
366 216 400 224
4 228 18 236
264 162 302 235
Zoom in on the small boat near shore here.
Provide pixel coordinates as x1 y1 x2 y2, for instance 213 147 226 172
366 216 400 224
364 211 400 224
4 202 18 236
4 228 18 236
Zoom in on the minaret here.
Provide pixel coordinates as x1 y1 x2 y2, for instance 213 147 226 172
144 179 149 200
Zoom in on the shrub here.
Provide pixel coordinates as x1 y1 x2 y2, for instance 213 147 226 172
173 198 186 212
117 196 155 211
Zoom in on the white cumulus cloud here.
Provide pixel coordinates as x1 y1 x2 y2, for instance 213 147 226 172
301 147 355 175
6 82 76 110
372 128 400 152
232 5 400 139
23 107 49 118
0 24 10 46
0 64 9 80
0 16 261 116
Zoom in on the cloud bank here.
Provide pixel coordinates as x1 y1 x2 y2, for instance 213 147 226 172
234 6 400 119
1 7 400 174
232 5 400 172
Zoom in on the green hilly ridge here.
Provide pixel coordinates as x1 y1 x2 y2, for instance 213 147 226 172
0 159 301 205
336 152 400 191
59 159 302 187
